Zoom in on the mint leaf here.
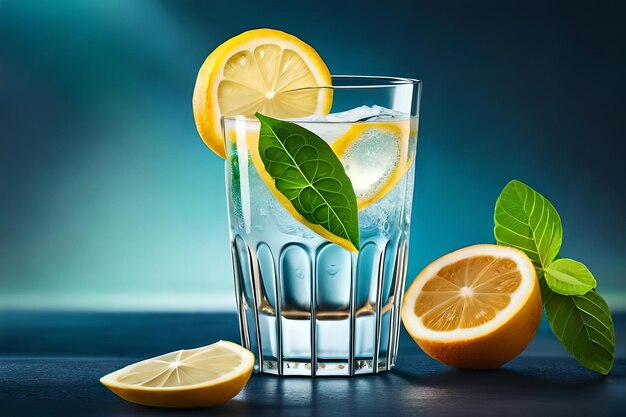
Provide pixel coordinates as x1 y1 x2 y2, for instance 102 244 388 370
544 258 596 295
494 179 562 267
540 280 615 375
229 143 242 218
255 113 360 252
494 179 615 374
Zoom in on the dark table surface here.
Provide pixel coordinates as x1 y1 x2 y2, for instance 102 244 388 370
0 311 624 417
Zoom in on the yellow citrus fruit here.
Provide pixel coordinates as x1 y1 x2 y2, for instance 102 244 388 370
401 244 542 369
331 120 412 209
193 28 332 158
100 341 254 408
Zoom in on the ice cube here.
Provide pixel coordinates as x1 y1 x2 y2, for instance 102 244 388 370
331 105 409 122
367 105 409 121
285 106 410 145
290 105 409 123
326 105 383 122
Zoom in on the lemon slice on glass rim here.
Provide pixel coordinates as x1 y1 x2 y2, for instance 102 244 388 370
193 28 332 158
100 341 255 408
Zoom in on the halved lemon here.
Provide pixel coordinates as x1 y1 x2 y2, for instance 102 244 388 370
331 120 412 209
401 244 542 369
100 341 254 408
193 28 332 158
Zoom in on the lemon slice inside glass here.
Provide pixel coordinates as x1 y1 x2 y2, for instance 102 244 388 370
100 341 255 408
331 120 411 209
193 28 332 158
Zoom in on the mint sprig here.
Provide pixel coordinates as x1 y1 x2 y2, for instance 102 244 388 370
256 113 360 252
494 180 615 374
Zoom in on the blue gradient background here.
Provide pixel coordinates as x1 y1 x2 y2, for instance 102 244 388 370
1 0 624 310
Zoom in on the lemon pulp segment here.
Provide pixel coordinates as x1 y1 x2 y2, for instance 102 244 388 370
415 256 522 331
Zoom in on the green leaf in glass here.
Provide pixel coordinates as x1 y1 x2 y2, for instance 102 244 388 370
494 180 562 267
544 258 596 296
540 280 615 375
255 113 360 252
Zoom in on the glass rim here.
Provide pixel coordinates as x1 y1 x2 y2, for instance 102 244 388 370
222 75 420 122
329 75 421 88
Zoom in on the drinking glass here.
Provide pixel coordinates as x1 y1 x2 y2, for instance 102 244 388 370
223 76 421 376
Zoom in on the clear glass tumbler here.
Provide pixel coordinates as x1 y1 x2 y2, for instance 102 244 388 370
223 76 421 376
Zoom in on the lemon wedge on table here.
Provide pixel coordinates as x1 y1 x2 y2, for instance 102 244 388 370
401 244 542 369
193 28 332 158
331 120 412 209
100 341 254 408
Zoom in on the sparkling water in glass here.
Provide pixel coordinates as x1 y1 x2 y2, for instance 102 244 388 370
222 76 421 376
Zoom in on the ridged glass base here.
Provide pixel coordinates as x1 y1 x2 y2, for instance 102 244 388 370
231 237 409 377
